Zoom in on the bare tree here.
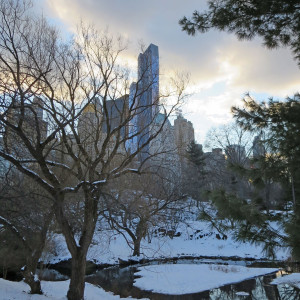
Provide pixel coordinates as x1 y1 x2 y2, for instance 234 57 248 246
0 1 187 299
204 122 254 197
204 122 284 208
103 171 184 257
0 167 53 294
206 123 254 165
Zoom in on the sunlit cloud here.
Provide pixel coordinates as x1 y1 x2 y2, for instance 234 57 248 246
38 0 300 145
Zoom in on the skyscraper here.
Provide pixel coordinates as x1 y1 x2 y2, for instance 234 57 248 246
137 43 159 119
128 44 159 161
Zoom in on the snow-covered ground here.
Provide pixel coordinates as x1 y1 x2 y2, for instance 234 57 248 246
0 278 123 300
133 264 278 294
0 278 149 300
1 203 291 300
47 218 289 266
0 265 282 300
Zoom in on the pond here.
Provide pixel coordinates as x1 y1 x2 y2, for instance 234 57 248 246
85 259 300 299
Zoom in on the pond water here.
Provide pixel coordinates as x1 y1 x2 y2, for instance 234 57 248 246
85 259 300 300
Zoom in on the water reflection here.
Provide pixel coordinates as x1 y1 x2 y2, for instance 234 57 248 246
86 261 300 300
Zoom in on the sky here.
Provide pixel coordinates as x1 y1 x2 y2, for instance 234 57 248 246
35 0 300 144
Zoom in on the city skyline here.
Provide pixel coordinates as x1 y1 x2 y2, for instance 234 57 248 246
35 0 300 143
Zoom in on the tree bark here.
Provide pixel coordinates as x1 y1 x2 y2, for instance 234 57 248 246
24 210 54 294
54 192 96 300
67 251 86 300
133 237 142 256
23 264 42 294
24 273 42 294
291 175 296 206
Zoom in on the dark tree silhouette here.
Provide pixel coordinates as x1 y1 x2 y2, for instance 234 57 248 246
180 0 300 65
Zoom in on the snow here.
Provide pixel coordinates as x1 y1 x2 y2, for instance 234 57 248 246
0 278 146 300
271 273 300 289
46 217 289 266
236 291 250 296
0 198 293 300
92 180 107 185
133 264 278 295
100 219 286 262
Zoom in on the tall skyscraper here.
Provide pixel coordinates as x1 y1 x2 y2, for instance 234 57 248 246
137 43 159 118
128 44 159 161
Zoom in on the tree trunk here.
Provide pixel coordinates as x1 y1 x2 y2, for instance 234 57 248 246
54 192 96 300
23 211 54 294
67 251 86 300
23 267 42 294
133 238 142 256
133 219 146 256
23 247 44 294
291 175 296 206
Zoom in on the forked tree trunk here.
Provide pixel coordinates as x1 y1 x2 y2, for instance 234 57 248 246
67 251 86 300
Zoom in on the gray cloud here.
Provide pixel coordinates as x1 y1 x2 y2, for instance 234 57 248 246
42 0 300 142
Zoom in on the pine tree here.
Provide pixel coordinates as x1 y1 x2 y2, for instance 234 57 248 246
187 140 205 168
179 0 300 65
185 141 207 200
199 187 287 258
232 93 300 259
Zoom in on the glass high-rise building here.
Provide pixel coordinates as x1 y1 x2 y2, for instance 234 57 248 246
128 44 159 161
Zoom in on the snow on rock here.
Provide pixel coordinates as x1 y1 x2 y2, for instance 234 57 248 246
236 291 250 296
0 278 146 300
271 273 300 289
133 264 278 295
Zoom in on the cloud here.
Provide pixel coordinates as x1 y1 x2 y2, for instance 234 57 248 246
183 83 246 143
216 37 300 97
41 0 300 143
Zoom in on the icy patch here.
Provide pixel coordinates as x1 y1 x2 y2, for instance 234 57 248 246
236 291 250 296
271 273 300 289
134 264 278 295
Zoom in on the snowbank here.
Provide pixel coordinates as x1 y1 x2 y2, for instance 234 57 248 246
0 278 144 300
133 264 278 295
47 218 289 266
